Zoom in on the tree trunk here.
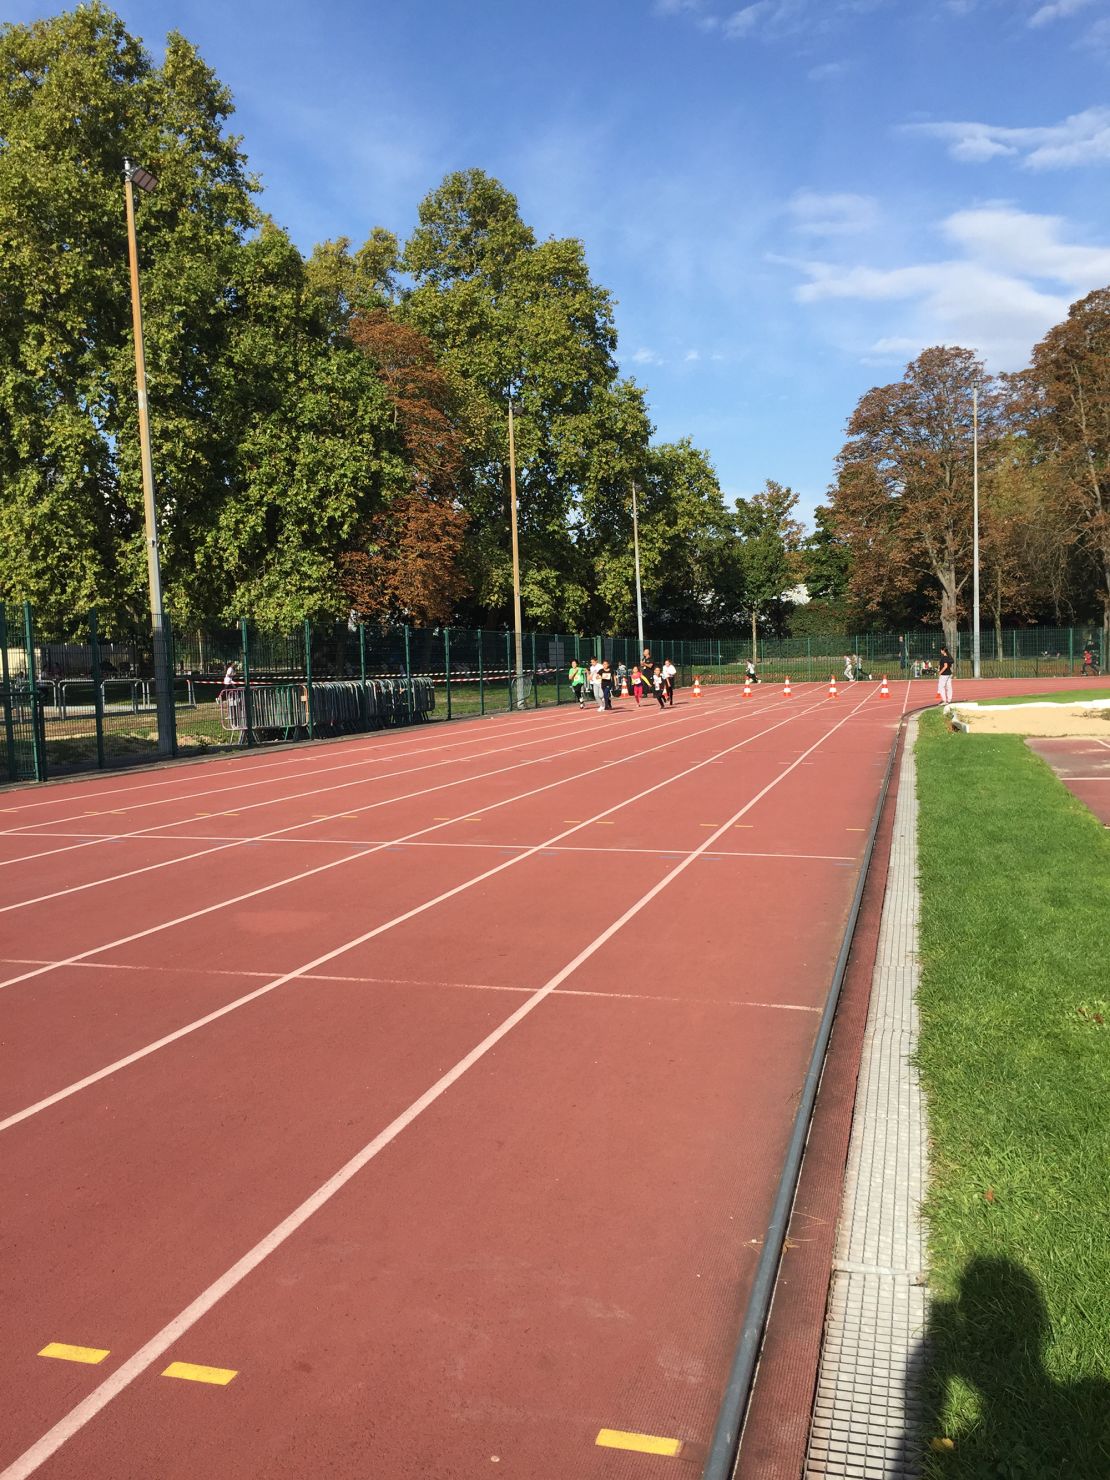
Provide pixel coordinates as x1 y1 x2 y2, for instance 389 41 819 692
938 566 959 655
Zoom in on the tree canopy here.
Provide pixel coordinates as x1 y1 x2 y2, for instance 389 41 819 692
2 6 1107 644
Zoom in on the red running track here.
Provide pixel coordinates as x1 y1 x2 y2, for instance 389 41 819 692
1026 735 1110 825
0 678 1079 1478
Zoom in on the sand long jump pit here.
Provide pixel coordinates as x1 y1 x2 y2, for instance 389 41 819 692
947 697 1110 737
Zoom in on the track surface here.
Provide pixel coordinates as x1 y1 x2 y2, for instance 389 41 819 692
0 678 1077 1478
1026 736 1110 825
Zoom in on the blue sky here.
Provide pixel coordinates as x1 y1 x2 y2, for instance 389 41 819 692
9 0 1110 524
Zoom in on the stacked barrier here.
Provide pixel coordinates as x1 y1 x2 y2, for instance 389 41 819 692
218 678 435 744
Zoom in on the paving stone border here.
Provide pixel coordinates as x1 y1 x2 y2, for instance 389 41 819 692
804 714 929 1479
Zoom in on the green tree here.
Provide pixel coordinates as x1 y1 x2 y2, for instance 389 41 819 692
735 480 803 657
0 3 258 631
400 169 622 630
200 225 404 628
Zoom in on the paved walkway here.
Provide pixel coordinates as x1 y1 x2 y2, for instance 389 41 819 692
804 715 929 1479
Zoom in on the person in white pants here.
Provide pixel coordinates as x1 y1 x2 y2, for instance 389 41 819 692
937 646 954 703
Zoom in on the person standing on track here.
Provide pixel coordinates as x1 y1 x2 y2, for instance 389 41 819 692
589 657 604 711
641 649 655 694
631 665 644 706
843 653 856 683
937 645 954 703
600 660 614 710
662 656 676 705
569 659 585 707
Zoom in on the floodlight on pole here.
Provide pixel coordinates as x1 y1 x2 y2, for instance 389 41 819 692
123 157 175 754
507 396 525 709
972 386 981 680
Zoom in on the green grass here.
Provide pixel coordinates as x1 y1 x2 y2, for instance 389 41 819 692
915 711 1110 1478
975 687 1110 707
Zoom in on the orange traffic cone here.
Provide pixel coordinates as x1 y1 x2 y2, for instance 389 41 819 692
879 674 890 698
743 679 752 699
783 676 792 697
828 674 838 699
693 675 702 698
621 674 629 697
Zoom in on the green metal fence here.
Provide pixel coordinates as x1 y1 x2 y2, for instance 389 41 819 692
1 602 1104 784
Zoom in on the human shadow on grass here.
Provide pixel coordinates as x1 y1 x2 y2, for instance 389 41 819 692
920 1255 1110 1479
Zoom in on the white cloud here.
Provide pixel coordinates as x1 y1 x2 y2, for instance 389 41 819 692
630 347 665 365
906 106 1110 169
788 189 879 236
724 3 771 38
1029 0 1095 26
808 59 850 80
656 0 880 43
685 349 701 361
783 205 1110 369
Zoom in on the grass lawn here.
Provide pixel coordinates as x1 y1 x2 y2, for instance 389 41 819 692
915 710 1110 1477
974 687 1110 706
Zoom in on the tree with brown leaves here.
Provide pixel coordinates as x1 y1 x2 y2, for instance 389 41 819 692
340 310 469 626
832 346 1000 651
1028 287 1110 662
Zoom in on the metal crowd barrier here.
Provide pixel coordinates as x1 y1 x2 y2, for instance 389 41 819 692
217 678 434 743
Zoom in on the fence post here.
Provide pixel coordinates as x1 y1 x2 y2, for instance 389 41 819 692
478 630 485 715
22 601 46 782
239 618 254 747
444 627 452 721
506 630 512 709
530 632 538 707
359 622 368 729
89 609 106 770
163 613 178 756
556 646 562 705
403 623 413 722
304 619 315 739
0 604 16 782
1069 626 1074 674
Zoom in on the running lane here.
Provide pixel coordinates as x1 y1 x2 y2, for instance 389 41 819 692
1 688 898 1479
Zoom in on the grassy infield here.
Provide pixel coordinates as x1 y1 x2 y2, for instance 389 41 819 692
915 711 1110 1477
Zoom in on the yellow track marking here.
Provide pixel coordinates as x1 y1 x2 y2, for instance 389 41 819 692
596 1428 682 1456
39 1343 110 1365
161 1361 237 1385
846 826 866 831
734 823 754 828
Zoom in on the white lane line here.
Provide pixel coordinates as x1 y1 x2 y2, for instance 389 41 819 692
0 705 613 861
0 688 875 1480
0 832 861 861
0 690 854 1129
0 959 824 1011
0 704 579 823
0 693 754 915
0 689 745 865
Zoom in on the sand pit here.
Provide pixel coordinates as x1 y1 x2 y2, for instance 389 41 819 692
948 698 1110 736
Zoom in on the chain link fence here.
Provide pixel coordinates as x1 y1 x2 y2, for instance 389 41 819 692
1 602 1104 783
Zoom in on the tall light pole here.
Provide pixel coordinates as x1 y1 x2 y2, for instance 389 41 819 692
507 397 525 708
631 481 645 656
972 385 981 680
123 157 174 754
